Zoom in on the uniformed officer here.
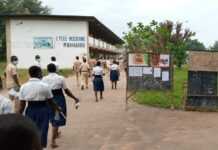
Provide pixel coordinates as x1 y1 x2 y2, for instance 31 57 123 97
92 61 105 102
80 58 90 90
17 66 60 149
5 56 20 110
110 60 120 89
42 63 80 148
73 56 82 87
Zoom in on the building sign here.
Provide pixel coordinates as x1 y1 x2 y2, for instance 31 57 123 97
33 36 86 49
33 37 54 49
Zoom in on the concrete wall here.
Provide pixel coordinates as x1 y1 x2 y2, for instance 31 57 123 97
8 19 89 68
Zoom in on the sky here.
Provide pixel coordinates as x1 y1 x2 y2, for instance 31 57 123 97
41 0 218 47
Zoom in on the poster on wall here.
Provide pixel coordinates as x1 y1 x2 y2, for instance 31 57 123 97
33 37 54 49
154 68 161 78
129 53 149 66
159 54 170 67
129 67 143 77
151 53 160 67
162 71 169 81
142 67 153 75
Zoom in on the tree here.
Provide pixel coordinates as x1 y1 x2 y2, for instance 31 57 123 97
186 39 206 51
123 20 195 68
0 0 51 59
210 41 218 51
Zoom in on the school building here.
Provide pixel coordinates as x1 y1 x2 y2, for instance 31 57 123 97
3 15 123 68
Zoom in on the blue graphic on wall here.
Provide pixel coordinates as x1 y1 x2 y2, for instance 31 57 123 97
33 37 54 49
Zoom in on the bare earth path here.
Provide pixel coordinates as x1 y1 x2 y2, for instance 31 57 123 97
2 72 218 150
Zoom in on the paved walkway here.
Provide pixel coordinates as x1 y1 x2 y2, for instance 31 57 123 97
2 72 218 150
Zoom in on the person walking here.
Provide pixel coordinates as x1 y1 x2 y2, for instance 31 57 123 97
17 66 61 150
50 56 59 71
73 56 82 87
92 61 104 102
34 55 41 68
42 63 80 148
110 60 120 89
80 58 90 90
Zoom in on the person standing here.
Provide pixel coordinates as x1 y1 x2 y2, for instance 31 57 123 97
92 61 104 102
5 56 20 110
110 60 120 89
34 55 41 68
80 58 90 90
42 63 80 148
50 56 59 71
17 66 60 150
73 56 82 87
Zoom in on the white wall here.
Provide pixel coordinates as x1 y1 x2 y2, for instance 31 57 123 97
9 19 89 68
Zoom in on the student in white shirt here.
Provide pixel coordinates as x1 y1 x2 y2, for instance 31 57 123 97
34 55 41 68
0 95 13 114
92 61 105 102
50 56 59 71
110 60 120 89
42 63 80 148
17 66 61 149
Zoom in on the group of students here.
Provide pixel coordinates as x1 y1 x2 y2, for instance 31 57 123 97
0 55 80 150
0 55 120 149
73 56 120 102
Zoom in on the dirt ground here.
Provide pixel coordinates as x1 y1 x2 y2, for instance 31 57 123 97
2 72 218 150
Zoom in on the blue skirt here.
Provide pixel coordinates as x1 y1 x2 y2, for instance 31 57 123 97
93 76 104 91
50 89 67 127
25 101 49 148
110 70 119 81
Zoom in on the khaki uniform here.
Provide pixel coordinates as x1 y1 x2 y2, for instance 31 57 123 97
80 63 90 89
73 60 82 86
5 63 17 89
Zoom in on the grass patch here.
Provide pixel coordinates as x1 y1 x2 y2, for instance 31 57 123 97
135 67 188 109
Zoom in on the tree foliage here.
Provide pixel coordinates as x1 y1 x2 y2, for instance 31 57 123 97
210 41 218 51
123 20 195 68
186 39 206 51
0 0 51 58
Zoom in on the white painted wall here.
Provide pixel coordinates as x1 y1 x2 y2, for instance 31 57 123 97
9 19 89 68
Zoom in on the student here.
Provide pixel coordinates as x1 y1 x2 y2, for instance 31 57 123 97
34 55 41 68
0 114 42 150
17 66 60 149
80 58 90 90
110 60 120 89
42 63 80 148
73 56 82 87
50 56 59 71
5 56 20 109
0 95 13 114
92 61 104 102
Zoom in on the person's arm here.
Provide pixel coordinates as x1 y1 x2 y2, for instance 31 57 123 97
64 88 79 103
16 101 26 114
47 98 61 113
12 75 20 87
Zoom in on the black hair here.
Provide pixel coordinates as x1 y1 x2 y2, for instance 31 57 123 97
0 114 41 150
76 56 79 60
96 61 101 66
83 58 87 63
51 56 56 61
47 63 56 73
10 56 18 62
28 66 42 78
113 60 116 64
35 55 40 59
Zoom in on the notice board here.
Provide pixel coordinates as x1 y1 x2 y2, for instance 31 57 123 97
186 51 218 111
127 53 173 90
